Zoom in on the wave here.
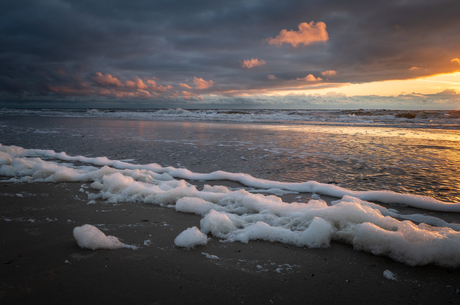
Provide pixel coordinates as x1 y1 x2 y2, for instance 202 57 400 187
2 108 460 129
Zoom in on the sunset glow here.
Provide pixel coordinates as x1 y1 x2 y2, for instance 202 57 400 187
275 72 460 97
1 1 460 109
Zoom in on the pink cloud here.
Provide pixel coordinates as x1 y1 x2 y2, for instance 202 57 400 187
180 83 192 89
48 81 93 95
193 76 214 89
94 72 123 87
267 75 277 80
169 90 204 100
242 58 267 68
114 89 153 99
98 89 114 96
133 89 152 98
146 79 172 92
126 78 148 89
321 70 337 76
267 21 328 47
114 92 128 98
297 74 323 82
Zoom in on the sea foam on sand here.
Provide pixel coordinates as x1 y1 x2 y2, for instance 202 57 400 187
174 226 208 248
73 224 136 250
1 144 460 266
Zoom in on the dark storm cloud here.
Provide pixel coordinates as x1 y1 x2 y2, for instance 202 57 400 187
1 0 460 107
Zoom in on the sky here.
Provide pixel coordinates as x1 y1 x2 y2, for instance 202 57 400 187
1 0 460 109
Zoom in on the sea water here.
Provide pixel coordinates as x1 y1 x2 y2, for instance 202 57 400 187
1 109 459 266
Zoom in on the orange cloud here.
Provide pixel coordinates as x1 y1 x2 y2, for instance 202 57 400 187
452 58 460 64
94 76 173 98
48 81 93 95
133 89 152 98
94 72 123 87
114 89 153 98
321 70 337 76
193 76 214 89
99 88 112 96
126 78 148 89
267 21 328 47
146 79 172 92
169 90 204 100
409 66 420 70
297 74 323 82
242 58 266 68
180 83 192 89
146 79 158 87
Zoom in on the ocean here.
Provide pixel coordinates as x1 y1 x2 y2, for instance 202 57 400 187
1 108 460 267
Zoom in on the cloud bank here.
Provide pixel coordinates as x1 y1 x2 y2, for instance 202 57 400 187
1 0 460 108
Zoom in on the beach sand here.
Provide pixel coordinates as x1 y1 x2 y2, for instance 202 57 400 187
1 180 460 305
1 116 460 304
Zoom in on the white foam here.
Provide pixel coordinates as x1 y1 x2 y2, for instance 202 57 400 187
73 224 136 250
174 226 208 248
227 217 332 248
201 252 219 260
2 144 460 267
176 197 222 215
1 143 458 211
200 210 238 238
383 269 397 281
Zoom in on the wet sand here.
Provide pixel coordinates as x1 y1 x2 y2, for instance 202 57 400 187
1 181 460 305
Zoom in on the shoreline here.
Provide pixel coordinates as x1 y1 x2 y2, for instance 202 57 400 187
2 181 460 304
1 115 460 303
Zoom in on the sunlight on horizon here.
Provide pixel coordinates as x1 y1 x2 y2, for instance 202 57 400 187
270 71 460 97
